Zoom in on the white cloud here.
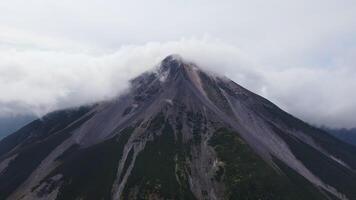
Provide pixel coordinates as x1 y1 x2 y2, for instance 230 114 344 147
0 0 355 128
0 38 355 128
263 65 356 128
0 38 248 116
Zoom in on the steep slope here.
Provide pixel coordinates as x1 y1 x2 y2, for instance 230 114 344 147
0 55 356 200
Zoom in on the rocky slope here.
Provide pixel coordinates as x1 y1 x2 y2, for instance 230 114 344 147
0 55 356 200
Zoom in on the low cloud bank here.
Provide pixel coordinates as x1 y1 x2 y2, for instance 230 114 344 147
0 38 355 128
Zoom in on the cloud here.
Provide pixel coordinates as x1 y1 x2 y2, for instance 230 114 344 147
0 0 356 128
0 38 251 116
263 65 356 129
0 37 355 129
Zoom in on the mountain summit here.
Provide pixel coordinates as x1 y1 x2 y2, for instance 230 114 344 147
1 55 356 200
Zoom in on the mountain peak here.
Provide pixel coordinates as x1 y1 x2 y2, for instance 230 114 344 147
155 54 193 83
158 54 204 83
1 54 356 200
159 54 187 74
162 54 184 64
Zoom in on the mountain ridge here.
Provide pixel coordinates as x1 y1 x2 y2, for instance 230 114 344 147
0 55 356 200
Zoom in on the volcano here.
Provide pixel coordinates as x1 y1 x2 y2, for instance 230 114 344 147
1 55 356 200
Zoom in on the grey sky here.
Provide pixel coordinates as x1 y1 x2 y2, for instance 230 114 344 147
0 0 355 128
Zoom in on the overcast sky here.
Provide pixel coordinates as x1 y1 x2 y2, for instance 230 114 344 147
0 0 356 128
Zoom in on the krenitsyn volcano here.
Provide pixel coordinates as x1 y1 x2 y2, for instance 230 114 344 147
1 55 356 200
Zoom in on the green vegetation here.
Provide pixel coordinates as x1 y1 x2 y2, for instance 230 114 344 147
187 111 205 144
42 127 135 200
122 115 196 200
209 128 328 200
